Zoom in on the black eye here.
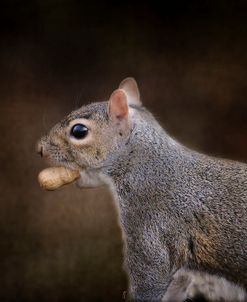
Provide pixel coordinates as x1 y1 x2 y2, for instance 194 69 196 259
70 124 88 139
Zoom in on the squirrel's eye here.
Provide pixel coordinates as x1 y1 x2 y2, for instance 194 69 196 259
70 124 88 139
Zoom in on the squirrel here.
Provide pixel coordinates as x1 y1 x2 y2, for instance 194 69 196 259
37 78 247 301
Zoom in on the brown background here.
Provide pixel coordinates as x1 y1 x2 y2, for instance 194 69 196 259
0 1 247 301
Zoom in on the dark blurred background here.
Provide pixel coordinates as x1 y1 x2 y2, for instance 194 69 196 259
0 1 247 301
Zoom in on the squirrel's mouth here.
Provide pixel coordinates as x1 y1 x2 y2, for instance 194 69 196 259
37 140 83 171
41 154 82 172
52 158 83 172
37 141 87 174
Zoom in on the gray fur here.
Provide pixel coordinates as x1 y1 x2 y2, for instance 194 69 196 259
101 108 247 300
38 79 247 302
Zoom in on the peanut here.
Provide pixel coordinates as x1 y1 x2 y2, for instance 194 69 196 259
38 167 80 191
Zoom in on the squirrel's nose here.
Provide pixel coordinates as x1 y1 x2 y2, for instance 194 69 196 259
36 143 47 158
36 143 43 157
39 146 44 157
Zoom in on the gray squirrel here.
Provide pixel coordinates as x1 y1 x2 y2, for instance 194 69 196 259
37 78 247 301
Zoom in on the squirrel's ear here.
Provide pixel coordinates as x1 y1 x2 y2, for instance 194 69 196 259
119 77 142 106
108 89 129 121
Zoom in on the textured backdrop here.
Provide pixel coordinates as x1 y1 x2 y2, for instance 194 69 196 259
0 1 247 301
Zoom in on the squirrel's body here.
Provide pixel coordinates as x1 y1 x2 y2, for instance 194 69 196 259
38 78 247 301
101 106 247 300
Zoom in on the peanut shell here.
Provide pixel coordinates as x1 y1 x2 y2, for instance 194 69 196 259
38 167 80 191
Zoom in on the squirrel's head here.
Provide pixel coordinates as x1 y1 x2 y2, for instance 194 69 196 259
37 77 142 171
